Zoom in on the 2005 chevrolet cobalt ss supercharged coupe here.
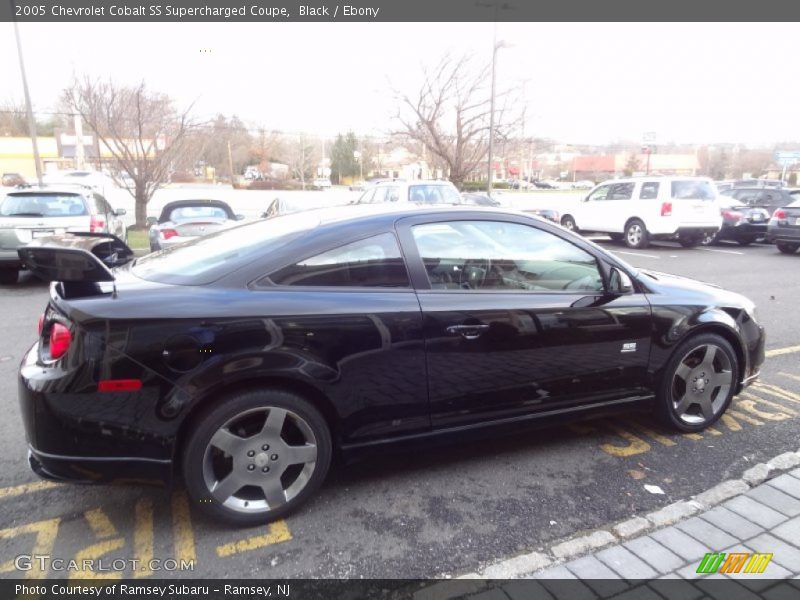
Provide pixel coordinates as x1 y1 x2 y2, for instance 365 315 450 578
18 205 765 525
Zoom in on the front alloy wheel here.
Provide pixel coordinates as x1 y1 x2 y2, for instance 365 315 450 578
624 219 649 249
657 334 738 432
183 390 331 525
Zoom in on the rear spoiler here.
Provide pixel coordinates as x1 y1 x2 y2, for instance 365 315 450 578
17 233 134 294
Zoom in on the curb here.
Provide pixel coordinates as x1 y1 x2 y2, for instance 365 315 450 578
453 448 800 581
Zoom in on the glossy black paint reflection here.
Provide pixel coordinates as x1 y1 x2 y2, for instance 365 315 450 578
16 207 766 485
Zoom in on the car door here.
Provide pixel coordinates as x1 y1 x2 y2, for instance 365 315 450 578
600 182 637 232
576 183 612 231
397 214 653 429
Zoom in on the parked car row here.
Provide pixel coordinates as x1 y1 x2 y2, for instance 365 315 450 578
0 184 128 284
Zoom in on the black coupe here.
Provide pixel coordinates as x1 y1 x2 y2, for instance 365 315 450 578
17 205 765 525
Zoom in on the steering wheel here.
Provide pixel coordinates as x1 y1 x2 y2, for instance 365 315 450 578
461 259 491 289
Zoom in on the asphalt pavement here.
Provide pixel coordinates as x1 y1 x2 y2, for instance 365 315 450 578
0 238 798 580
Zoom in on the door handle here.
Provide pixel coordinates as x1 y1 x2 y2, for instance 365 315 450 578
446 324 490 340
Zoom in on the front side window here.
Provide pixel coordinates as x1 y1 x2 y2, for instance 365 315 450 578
587 185 611 202
640 182 660 200
357 188 376 204
269 233 409 288
411 220 604 292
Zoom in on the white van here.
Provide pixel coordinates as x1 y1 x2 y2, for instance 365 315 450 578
560 176 722 248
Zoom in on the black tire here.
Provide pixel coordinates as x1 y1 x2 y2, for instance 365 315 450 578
0 268 19 285
149 242 159 252
736 238 754 247
679 235 702 248
655 333 739 433
560 215 578 232
608 233 624 242
777 242 799 255
182 389 332 526
624 219 649 249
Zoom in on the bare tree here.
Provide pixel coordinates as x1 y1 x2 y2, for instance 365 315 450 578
64 76 197 227
285 134 319 189
392 54 520 188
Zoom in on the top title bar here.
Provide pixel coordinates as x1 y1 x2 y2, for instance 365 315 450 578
2 0 800 22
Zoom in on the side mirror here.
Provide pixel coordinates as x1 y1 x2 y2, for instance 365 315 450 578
608 267 634 294
583 195 591 202
236 214 246 221
114 208 127 216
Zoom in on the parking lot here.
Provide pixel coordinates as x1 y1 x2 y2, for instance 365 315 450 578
1 234 799 579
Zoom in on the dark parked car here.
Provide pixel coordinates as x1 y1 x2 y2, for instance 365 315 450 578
18 205 764 525
766 195 800 254
702 195 771 246
720 187 797 218
1 172 26 187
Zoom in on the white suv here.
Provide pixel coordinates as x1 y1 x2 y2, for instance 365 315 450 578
560 176 722 248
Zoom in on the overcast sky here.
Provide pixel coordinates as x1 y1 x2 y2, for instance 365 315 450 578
1 22 796 146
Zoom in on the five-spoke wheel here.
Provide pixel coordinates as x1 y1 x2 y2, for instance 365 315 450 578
657 333 738 432
183 390 331 525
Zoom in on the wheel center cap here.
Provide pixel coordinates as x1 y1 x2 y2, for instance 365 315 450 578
696 379 705 392
254 452 270 467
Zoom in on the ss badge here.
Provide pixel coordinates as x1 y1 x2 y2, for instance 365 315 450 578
621 342 637 353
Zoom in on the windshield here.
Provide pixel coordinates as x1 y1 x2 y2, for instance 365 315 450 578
132 212 320 285
0 193 87 217
169 206 231 221
671 180 717 200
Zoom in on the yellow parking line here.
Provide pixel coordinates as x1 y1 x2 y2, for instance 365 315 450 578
766 345 800 358
0 480 61 500
134 498 154 578
216 520 292 558
0 518 60 579
84 508 118 539
753 383 800 404
171 492 196 565
778 372 800 383
628 421 676 446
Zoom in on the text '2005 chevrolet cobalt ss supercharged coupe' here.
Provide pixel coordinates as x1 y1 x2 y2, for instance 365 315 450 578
18 205 765 525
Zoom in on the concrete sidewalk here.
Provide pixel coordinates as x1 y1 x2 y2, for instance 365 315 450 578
450 451 800 594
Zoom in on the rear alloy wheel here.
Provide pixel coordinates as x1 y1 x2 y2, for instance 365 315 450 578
560 215 577 232
656 333 738 432
624 219 649 249
183 390 331 525
0 268 19 285
777 242 799 255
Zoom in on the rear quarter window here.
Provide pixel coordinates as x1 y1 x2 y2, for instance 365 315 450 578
670 181 716 200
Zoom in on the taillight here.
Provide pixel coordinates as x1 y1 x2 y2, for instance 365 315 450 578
37 313 45 336
722 209 742 221
49 323 71 359
660 202 672 217
774 209 787 220
161 228 178 240
89 215 106 232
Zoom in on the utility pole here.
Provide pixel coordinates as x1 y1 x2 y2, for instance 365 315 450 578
227 140 235 187
13 20 43 186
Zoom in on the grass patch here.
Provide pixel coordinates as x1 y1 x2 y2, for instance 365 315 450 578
126 229 150 250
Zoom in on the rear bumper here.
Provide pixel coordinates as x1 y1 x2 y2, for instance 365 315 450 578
18 342 174 485
766 226 800 244
652 226 718 240
719 222 768 240
0 248 22 268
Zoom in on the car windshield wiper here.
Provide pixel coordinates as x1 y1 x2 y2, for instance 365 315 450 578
4 212 45 217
